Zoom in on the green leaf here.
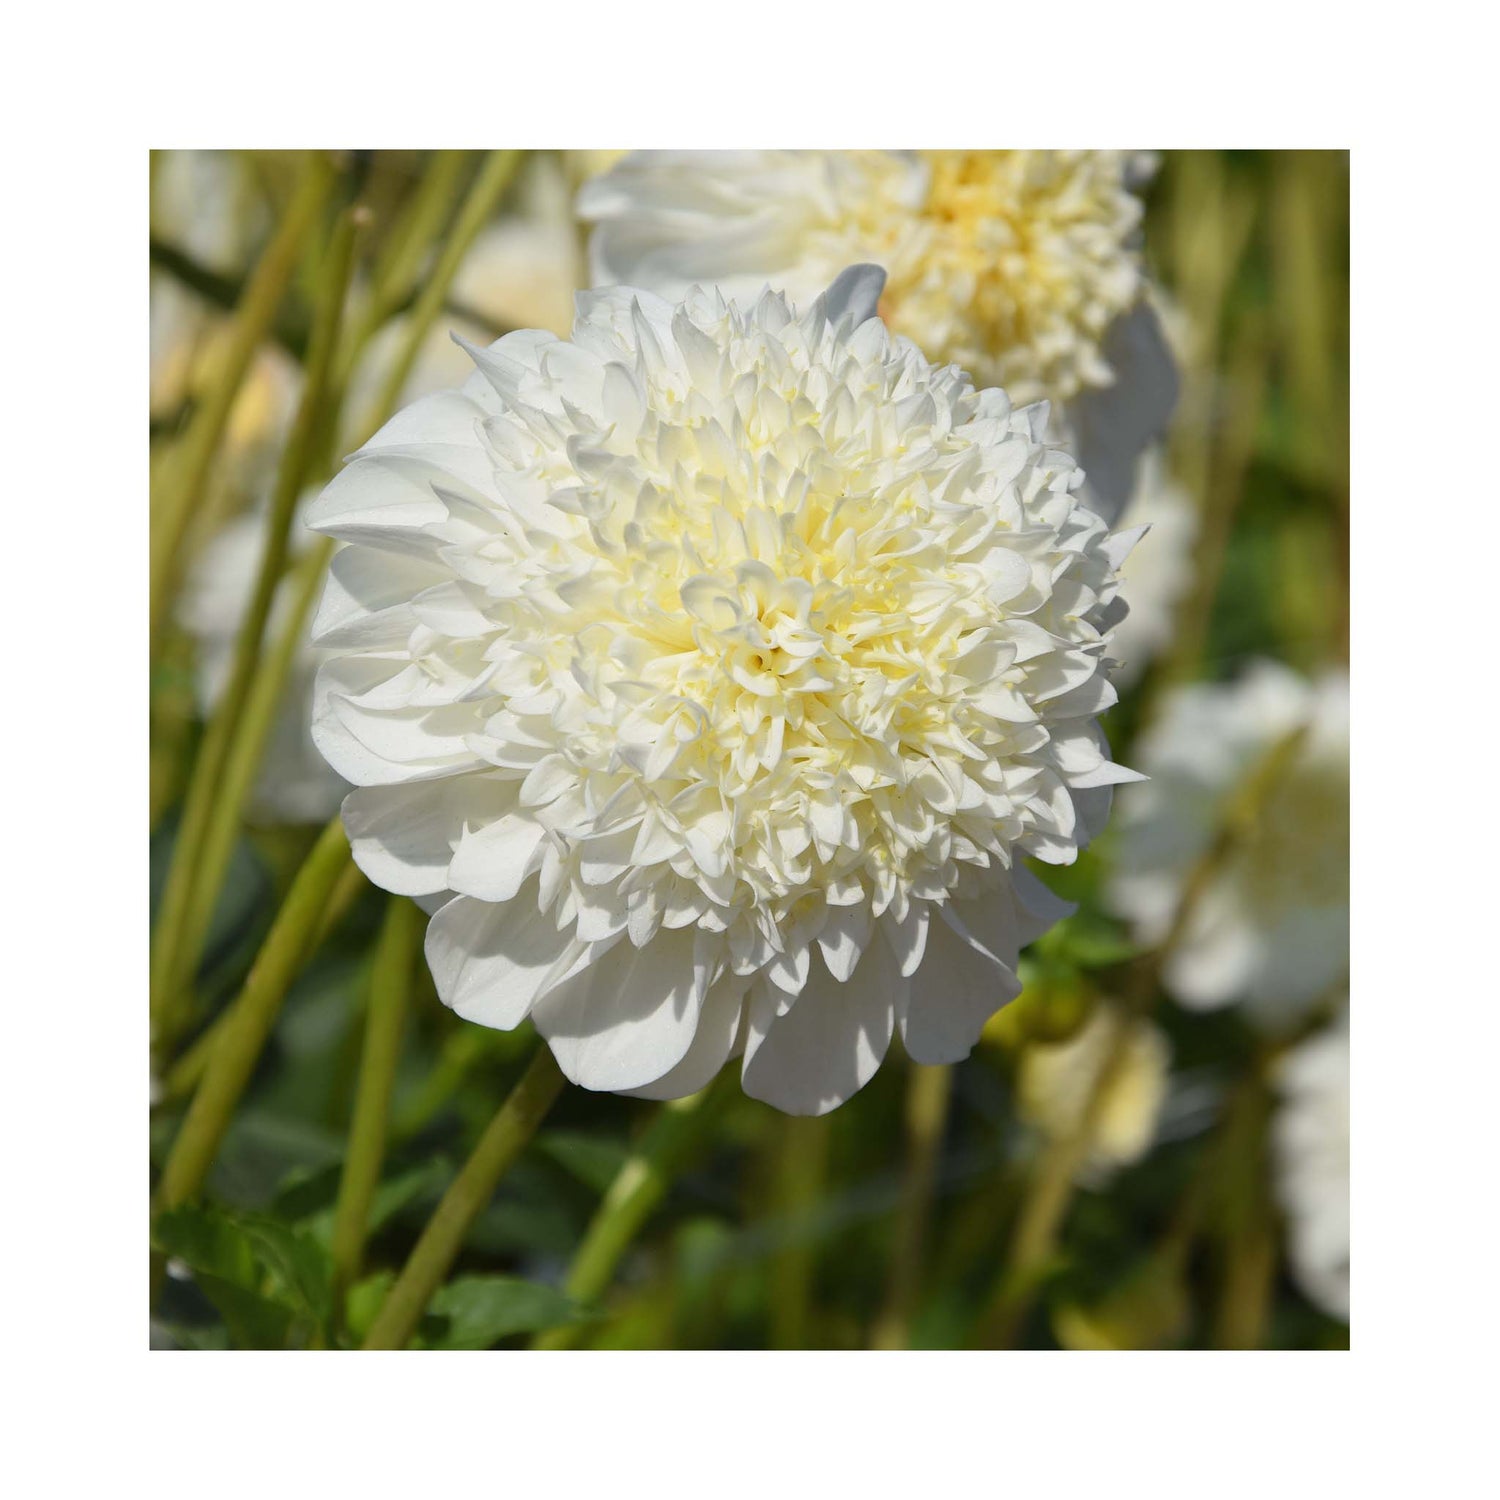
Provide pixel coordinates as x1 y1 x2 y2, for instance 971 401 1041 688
195 1273 296 1350
425 1276 591 1350
344 1271 396 1347
239 1217 332 1327
152 1205 258 1287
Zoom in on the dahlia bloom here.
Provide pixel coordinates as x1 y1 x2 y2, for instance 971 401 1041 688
1106 663 1349 1021
178 503 347 824
307 267 1140 1114
1018 1006 1170 1173
1273 1012 1350 1320
578 151 1177 520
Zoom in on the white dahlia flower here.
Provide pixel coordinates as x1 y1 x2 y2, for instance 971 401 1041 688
578 151 1177 521
1106 662 1349 1022
1107 449 1197 687
307 267 1141 1114
1273 1012 1349 1320
1018 1006 1170 1173
178 503 348 825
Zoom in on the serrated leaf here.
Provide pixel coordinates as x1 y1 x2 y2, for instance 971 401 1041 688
425 1276 591 1350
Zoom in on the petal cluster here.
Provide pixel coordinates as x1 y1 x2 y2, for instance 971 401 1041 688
580 151 1177 518
308 272 1138 1113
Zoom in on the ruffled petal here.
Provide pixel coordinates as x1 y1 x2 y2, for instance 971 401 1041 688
740 945 901 1116
531 925 714 1092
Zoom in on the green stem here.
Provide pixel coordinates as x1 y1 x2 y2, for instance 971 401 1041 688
154 538 338 1057
154 816 354 1212
530 1080 725 1351
330 896 422 1322
972 724 1310 1348
150 151 335 654
765 1112 831 1350
150 207 360 1041
870 1062 954 1350
159 855 366 1105
344 150 472 365
357 149 523 442
362 1047 566 1350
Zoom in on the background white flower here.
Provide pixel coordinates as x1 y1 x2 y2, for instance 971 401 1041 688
308 267 1141 1114
1019 1006 1171 1174
150 150 300 487
1274 1010 1350 1320
579 151 1177 521
1107 447 1198 687
1106 661 1349 1022
178 503 348 825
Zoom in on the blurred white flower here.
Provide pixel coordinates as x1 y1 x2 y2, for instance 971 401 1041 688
1106 662 1349 1021
308 267 1141 1114
452 155 584 340
151 150 300 485
1273 1011 1349 1320
1019 1006 1171 1173
579 151 1177 521
1107 449 1198 687
178 504 348 825
349 159 587 424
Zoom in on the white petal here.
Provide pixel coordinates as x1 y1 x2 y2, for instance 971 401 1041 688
447 813 548 902
425 894 590 1030
532 925 712 1092
342 775 515 896
623 970 753 1101
899 906 1022 1065
817 264 887 328
740 946 901 1116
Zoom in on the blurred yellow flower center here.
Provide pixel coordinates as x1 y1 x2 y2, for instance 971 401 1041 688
879 150 1145 406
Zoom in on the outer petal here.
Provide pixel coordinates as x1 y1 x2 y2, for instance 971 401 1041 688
1068 300 1179 525
425 893 589 1030
531 925 712 1093
623 970 753 1101
899 905 1022 1065
341 775 516 896
740 945 901 1116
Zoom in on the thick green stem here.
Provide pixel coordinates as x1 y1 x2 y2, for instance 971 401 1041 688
362 1047 566 1350
870 1062 954 1350
154 817 354 1211
530 1081 725 1351
150 151 335 653
767 1113 831 1350
330 896 422 1322
150 207 360 1039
